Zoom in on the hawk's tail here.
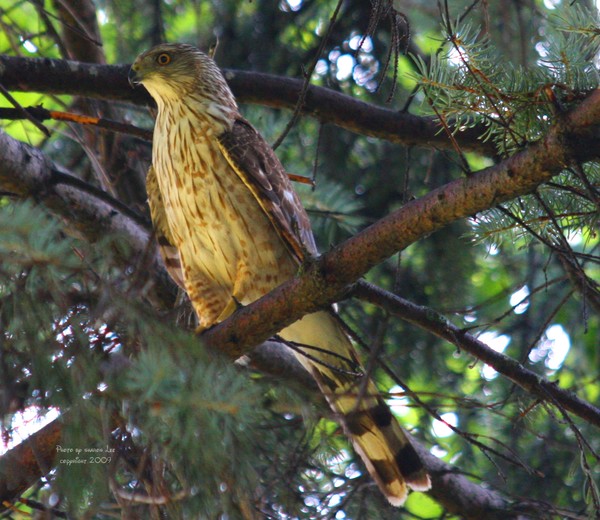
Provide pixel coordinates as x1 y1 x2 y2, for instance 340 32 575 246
336 382 431 505
280 311 430 505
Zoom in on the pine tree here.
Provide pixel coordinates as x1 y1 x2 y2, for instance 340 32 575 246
0 1 599 518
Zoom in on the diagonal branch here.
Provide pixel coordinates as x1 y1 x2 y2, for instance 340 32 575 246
200 88 600 358
352 280 600 428
0 419 61 502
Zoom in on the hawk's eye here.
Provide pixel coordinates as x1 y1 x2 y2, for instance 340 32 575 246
156 53 171 66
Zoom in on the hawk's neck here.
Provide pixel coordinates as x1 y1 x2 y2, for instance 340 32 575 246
156 95 237 137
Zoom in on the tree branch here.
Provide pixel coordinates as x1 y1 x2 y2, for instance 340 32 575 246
417 441 549 520
200 88 600 357
0 54 497 155
0 419 61 504
352 281 600 428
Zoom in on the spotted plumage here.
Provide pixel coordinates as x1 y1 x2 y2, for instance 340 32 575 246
130 43 430 505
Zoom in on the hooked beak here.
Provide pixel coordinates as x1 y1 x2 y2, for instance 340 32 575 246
128 64 141 88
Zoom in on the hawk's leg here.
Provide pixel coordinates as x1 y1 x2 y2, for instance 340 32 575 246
185 271 229 333
187 260 253 333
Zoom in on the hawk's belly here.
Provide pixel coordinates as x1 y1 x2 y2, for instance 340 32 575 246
154 131 296 320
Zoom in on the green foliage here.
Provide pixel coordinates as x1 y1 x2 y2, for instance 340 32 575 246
469 164 600 255
1 0 600 518
411 6 600 272
300 179 366 246
412 4 600 155
0 200 320 517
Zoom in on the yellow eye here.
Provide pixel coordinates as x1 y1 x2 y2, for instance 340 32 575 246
156 53 171 66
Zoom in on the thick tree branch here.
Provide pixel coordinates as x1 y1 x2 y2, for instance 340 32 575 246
417 442 547 520
0 419 61 503
201 88 600 357
0 54 496 155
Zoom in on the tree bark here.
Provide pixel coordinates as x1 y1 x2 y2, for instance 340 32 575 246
0 420 61 503
200 89 600 357
0 54 497 155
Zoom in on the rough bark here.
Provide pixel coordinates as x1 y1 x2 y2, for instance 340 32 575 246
201 89 600 357
0 54 496 155
0 420 61 502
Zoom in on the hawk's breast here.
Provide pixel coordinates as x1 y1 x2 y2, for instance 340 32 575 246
152 107 296 304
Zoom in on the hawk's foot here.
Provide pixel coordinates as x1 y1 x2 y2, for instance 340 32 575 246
213 296 244 324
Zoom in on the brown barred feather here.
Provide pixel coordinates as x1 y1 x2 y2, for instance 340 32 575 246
146 164 185 289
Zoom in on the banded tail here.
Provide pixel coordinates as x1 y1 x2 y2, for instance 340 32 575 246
341 383 431 505
280 311 431 505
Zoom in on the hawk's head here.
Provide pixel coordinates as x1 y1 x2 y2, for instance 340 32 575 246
129 43 237 112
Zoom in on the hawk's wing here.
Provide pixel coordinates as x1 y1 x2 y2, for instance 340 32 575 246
146 165 186 289
218 118 318 262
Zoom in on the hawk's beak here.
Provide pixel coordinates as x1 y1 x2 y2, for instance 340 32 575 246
128 64 141 88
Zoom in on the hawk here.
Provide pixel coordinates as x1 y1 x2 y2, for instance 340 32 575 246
129 43 430 505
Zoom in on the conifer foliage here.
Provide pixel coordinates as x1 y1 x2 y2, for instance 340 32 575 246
0 1 599 518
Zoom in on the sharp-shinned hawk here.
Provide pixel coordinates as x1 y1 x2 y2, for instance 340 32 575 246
129 43 430 506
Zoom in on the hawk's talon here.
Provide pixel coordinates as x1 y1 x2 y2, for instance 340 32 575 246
213 296 243 324
194 297 244 335
195 322 212 335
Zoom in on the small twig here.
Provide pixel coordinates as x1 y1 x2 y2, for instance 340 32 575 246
0 84 50 136
271 0 344 150
0 105 152 140
274 335 363 378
